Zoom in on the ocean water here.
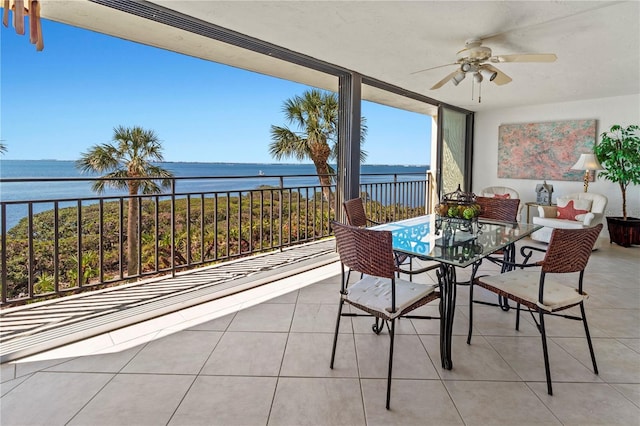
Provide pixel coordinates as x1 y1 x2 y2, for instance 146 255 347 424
0 160 428 229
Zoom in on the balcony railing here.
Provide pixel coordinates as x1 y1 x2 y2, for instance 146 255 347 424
1 172 432 306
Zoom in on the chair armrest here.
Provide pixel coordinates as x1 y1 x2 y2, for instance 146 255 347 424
396 263 439 275
484 255 542 270
520 245 547 265
366 218 381 226
581 212 598 226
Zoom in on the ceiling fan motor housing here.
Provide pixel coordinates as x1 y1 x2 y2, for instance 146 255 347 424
457 45 492 62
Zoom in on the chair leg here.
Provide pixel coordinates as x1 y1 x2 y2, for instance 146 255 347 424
372 317 384 335
409 258 413 282
467 278 474 345
330 299 345 369
386 318 396 410
539 311 553 395
515 303 521 331
499 295 511 311
580 303 599 375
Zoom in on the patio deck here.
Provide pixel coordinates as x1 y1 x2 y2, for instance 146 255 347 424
1 238 639 425
0 239 338 363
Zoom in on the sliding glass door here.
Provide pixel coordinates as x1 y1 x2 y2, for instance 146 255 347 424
436 106 474 197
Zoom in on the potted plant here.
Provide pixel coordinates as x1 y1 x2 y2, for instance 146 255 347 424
594 124 640 247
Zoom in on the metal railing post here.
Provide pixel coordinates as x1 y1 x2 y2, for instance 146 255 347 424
279 176 284 251
171 179 176 278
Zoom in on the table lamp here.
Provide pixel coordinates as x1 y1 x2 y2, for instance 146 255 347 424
571 153 603 192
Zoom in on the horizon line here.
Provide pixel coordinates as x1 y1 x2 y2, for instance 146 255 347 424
2 159 430 167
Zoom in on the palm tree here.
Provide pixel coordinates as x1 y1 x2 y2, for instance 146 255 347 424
269 89 367 203
76 126 174 276
0 142 7 154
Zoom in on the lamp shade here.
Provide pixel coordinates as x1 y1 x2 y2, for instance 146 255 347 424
571 153 603 171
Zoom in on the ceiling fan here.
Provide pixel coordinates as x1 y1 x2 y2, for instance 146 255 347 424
416 38 557 91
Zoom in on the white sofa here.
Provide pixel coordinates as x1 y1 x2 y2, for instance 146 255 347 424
531 192 608 249
480 186 523 221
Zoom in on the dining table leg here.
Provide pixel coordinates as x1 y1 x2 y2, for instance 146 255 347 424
499 243 517 311
437 263 457 370
437 260 482 370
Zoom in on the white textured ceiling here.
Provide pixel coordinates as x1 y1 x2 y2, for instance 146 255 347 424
40 1 640 115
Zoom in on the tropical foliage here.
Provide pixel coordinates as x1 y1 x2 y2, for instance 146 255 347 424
594 124 640 220
76 126 174 275
269 89 367 203
2 189 424 303
2 190 326 300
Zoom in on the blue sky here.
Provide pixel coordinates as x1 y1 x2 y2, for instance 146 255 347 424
1 19 431 165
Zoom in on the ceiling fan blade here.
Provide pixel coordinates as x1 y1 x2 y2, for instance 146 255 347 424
483 64 512 86
410 63 457 75
430 70 459 90
491 53 557 63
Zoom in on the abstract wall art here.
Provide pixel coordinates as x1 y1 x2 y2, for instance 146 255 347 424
498 119 597 180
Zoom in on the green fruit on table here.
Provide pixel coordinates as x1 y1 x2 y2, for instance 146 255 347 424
463 208 475 219
447 206 459 217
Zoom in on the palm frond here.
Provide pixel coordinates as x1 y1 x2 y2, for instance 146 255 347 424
77 125 172 196
76 144 121 173
269 126 309 161
270 89 367 170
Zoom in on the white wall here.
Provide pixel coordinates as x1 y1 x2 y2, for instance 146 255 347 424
473 94 640 229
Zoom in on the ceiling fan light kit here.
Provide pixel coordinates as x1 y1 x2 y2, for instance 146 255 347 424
480 68 497 81
422 38 557 102
452 70 466 85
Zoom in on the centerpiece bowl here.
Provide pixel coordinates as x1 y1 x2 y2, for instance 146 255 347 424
434 185 482 234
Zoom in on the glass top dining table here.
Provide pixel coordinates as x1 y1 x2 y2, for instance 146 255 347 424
374 214 541 267
373 214 542 370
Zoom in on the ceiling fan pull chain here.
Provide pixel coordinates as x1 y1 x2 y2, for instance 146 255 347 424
471 76 475 101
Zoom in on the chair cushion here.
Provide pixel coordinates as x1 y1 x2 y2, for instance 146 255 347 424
533 216 587 229
346 275 437 319
478 270 588 312
557 200 590 221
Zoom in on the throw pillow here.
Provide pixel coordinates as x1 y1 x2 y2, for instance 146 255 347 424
557 200 589 221
540 206 558 218
557 197 593 211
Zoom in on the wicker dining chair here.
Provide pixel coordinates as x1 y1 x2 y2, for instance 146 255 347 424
470 196 522 309
343 197 379 227
343 197 414 279
476 196 521 223
468 224 602 395
479 186 523 220
330 221 440 409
